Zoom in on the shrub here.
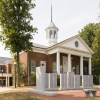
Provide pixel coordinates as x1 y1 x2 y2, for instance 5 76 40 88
32 73 36 86
93 75 99 85
57 77 60 86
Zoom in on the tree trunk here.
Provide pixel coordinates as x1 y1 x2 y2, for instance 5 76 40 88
17 51 20 87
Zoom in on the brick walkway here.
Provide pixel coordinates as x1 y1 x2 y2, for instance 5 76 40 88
22 90 100 100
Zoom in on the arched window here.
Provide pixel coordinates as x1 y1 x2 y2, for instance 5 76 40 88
54 30 56 38
50 30 53 38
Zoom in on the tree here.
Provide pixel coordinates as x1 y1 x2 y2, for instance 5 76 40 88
92 28 100 75
0 0 37 87
79 23 100 75
79 23 99 48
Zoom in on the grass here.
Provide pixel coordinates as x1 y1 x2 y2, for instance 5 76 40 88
87 98 100 100
0 92 49 100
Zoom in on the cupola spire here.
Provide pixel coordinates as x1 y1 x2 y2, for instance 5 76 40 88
51 0 52 22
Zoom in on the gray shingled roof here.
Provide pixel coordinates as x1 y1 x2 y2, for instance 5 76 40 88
0 57 12 63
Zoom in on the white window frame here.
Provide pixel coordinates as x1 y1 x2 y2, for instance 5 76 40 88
31 61 36 73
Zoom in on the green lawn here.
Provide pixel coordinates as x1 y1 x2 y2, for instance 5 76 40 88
0 92 49 100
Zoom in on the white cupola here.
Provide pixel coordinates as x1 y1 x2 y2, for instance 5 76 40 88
45 2 59 47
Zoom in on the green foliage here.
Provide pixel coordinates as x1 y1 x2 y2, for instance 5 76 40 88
0 0 37 86
92 29 100 75
93 75 99 85
79 23 100 75
0 0 37 53
79 23 99 48
57 77 60 86
32 73 36 86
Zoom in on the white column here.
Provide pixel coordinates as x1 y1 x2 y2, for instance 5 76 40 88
6 76 7 87
89 57 92 75
57 51 60 75
80 56 83 76
68 54 71 72
8 77 9 86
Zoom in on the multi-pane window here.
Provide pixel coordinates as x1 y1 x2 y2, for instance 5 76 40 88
52 62 56 73
31 61 36 73
29 61 37 73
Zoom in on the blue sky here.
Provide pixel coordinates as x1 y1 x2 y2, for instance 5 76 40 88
0 0 100 58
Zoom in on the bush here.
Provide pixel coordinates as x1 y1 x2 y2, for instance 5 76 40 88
57 77 60 86
93 75 99 85
32 73 36 86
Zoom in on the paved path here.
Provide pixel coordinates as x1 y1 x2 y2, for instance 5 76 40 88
22 90 100 100
0 87 17 92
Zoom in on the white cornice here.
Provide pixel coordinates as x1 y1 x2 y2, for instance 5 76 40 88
33 47 46 54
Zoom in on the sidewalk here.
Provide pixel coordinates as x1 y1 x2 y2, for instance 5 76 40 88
22 90 100 100
0 87 17 92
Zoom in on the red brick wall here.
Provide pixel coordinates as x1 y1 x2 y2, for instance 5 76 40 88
0 65 6 73
46 53 56 73
20 52 27 75
28 51 46 67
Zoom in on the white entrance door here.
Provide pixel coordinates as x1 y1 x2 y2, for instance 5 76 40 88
63 56 68 73
40 61 46 72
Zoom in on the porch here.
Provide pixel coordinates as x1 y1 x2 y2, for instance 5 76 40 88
0 73 13 86
46 46 92 76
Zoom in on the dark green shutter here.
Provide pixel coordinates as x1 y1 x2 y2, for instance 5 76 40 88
79 65 80 75
29 61 31 73
35 61 37 72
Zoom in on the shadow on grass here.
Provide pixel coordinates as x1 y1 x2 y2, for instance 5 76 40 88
0 92 48 100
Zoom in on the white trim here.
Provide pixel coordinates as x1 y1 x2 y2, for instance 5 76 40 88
33 47 46 54
0 63 5 65
0 73 13 77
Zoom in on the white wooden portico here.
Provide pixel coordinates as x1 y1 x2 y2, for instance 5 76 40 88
0 73 13 86
46 35 94 75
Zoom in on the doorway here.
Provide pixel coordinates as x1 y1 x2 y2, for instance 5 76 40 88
62 56 68 73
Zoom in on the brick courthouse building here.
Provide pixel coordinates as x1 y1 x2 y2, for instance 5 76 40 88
0 21 94 86
19 20 94 86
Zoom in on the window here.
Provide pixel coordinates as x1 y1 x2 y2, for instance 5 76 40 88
75 41 78 47
0 67 2 72
54 31 56 38
52 62 56 73
75 65 80 75
50 30 53 38
29 61 37 73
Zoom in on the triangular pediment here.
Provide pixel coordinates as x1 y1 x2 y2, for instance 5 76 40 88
58 35 94 54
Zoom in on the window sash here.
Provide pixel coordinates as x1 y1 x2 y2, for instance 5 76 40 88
31 61 36 73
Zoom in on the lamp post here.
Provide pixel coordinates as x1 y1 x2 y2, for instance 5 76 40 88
14 62 16 88
2 70 3 87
